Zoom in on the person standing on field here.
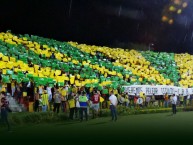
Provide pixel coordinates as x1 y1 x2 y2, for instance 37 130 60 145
109 91 118 121
91 91 100 119
171 94 177 115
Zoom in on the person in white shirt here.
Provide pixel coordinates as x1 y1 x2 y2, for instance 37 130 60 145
46 86 52 100
46 86 53 111
109 91 118 121
75 93 80 118
38 86 43 96
171 94 177 115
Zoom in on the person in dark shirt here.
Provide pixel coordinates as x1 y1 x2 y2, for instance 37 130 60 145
0 92 10 131
15 83 23 104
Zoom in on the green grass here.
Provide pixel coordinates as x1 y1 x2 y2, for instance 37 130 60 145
1 111 193 144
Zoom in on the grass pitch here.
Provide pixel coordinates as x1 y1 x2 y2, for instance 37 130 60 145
1 111 193 144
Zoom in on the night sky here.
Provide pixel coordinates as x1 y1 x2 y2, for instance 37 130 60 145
0 0 193 54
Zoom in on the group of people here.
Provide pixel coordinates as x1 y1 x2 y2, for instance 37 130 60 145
118 92 192 115
0 86 118 132
117 92 191 109
0 81 120 121
33 86 118 122
1 79 193 132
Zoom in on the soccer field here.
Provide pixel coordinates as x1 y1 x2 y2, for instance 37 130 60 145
1 112 193 144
